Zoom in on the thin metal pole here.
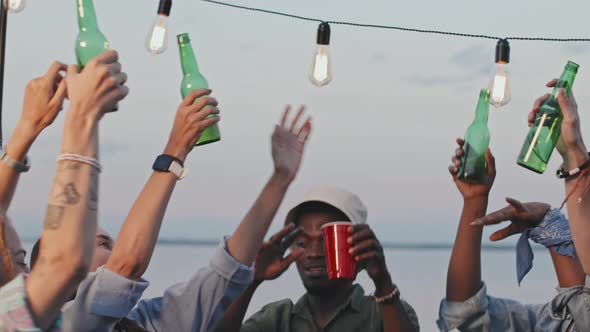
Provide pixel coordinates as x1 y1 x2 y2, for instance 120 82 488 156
0 2 7 149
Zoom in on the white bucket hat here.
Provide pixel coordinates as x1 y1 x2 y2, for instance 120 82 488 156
285 186 367 225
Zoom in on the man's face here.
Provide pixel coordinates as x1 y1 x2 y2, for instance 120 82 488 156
293 210 352 294
89 227 114 272
4 219 28 275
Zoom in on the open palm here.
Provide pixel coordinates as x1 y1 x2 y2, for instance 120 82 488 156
254 224 304 283
272 106 312 182
476 198 551 241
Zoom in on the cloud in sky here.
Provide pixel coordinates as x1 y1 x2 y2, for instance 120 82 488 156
403 45 493 87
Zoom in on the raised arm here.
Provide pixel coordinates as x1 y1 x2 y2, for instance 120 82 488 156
446 139 496 301
348 224 419 332
25 51 128 330
227 105 311 265
128 106 312 332
529 80 590 275
476 198 585 287
105 89 219 280
213 224 304 332
0 62 67 212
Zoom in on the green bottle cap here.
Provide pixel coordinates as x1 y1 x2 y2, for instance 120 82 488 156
566 61 579 72
177 33 190 44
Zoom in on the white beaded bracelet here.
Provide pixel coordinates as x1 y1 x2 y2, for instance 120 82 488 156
57 154 102 172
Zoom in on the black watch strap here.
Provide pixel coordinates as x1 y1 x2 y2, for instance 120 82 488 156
152 155 186 179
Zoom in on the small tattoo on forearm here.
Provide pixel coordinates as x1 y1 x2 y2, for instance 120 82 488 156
87 169 99 211
44 205 64 230
63 183 81 205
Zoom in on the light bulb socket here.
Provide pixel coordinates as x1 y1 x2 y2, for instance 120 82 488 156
316 22 331 45
177 33 190 44
495 39 510 64
158 0 172 16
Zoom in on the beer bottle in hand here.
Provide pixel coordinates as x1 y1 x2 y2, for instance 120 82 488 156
458 89 491 183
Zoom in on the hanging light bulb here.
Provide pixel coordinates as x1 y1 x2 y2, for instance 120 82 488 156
488 39 511 108
6 0 25 13
145 0 172 55
309 22 332 87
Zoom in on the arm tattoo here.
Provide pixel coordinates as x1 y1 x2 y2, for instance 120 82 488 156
88 169 98 212
44 204 64 230
63 183 81 205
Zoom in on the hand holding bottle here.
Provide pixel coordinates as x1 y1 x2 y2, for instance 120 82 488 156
528 79 588 169
271 106 312 183
65 50 128 121
449 138 496 200
163 89 220 163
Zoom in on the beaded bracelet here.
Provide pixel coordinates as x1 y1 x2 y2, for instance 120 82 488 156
556 153 590 179
57 154 102 173
374 287 400 304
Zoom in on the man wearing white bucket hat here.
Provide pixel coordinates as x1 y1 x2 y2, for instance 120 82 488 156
213 186 420 332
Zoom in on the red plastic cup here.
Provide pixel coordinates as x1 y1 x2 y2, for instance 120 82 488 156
321 221 357 280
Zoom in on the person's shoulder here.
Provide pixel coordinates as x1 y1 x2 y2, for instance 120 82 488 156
257 298 295 313
242 298 295 331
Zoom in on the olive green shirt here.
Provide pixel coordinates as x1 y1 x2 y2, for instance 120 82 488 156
240 284 419 332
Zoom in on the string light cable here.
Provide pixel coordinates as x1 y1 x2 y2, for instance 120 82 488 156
201 0 590 42
200 0 590 101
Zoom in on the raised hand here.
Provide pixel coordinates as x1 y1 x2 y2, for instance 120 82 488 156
65 50 128 121
272 106 312 182
348 224 389 284
253 224 304 283
528 79 588 168
471 198 551 241
163 89 220 163
19 62 68 136
449 138 496 199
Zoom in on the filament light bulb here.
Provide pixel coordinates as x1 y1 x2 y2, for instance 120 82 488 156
489 39 511 108
310 22 332 87
146 0 172 55
6 0 25 13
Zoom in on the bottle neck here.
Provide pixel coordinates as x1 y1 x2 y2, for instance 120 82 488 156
77 0 99 31
474 93 490 124
553 67 578 96
178 42 200 74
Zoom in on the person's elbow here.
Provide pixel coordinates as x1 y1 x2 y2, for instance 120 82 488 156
105 253 147 280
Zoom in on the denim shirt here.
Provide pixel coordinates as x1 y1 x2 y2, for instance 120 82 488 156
61 237 254 332
437 276 590 332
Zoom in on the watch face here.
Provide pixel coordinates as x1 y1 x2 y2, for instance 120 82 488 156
153 156 172 170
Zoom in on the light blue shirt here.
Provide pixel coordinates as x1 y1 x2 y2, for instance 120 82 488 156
61 237 254 332
437 276 590 332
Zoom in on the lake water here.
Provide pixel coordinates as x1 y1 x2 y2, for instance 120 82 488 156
50 243 554 332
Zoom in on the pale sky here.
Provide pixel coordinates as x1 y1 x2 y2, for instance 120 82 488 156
5 0 590 244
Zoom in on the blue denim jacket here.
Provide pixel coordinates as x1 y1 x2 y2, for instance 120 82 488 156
61 237 254 332
437 276 590 332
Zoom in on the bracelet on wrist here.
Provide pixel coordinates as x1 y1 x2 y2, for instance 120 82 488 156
374 286 400 305
57 153 102 172
557 153 590 179
0 150 30 173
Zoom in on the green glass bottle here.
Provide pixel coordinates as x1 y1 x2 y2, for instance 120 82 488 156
75 0 109 69
458 89 491 183
177 33 220 146
517 61 579 174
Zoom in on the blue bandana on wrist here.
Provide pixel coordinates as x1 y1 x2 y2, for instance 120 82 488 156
516 209 575 285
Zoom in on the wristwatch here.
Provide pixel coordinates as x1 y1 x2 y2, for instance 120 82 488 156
0 151 30 173
152 155 187 179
